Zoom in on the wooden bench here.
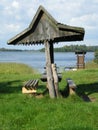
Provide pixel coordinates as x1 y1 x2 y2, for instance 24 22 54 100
66 78 77 95
22 79 39 94
40 73 62 82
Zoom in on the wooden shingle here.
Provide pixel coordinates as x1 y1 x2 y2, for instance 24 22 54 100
7 5 85 45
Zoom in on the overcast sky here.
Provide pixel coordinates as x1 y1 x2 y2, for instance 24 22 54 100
0 0 98 50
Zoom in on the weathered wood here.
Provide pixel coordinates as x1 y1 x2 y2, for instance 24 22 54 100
52 64 59 97
7 6 85 45
66 78 77 95
40 73 62 82
75 51 86 69
22 87 37 94
25 80 33 89
22 79 39 94
44 40 56 98
30 79 39 89
50 43 54 63
7 5 85 99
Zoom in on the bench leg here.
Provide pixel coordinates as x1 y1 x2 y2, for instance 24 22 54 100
22 87 36 94
69 88 76 95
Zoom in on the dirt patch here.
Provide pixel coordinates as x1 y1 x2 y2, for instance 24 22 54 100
35 94 44 99
89 97 96 102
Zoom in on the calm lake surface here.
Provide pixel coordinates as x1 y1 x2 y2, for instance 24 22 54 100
0 51 94 73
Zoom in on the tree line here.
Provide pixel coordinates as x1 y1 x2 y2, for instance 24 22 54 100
0 48 22 51
94 50 98 64
1 45 98 52
40 45 98 52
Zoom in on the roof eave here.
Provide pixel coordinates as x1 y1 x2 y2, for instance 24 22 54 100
57 23 85 34
7 27 30 45
7 5 85 45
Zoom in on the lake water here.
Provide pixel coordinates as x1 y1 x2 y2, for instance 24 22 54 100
0 51 94 73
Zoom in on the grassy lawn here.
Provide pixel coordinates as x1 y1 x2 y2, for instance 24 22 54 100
0 62 98 130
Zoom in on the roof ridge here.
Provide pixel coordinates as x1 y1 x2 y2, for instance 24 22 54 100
29 5 58 29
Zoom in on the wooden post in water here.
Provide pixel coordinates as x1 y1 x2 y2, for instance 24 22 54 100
44 40 56 98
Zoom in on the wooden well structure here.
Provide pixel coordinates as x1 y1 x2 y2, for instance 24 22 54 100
7 5 85 98
75 51 86 69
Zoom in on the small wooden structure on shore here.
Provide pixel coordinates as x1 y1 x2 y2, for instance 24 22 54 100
7 5 85 98
75 51 86 69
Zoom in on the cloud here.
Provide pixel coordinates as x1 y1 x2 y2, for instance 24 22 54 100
6 24 20 32
12 1 19 9
69 13 98 28
0 0 98 49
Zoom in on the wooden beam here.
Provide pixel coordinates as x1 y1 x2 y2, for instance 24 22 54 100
50 42 54 63
44 40 56 98
52 64 59 98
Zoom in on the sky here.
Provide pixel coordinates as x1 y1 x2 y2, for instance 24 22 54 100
0 0 98 50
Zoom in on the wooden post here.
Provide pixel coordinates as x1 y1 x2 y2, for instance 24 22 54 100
50 43 54 63
52 64 59 98
83 54 84 68
44 40 56 98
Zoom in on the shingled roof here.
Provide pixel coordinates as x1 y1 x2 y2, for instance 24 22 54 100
7 5 85 45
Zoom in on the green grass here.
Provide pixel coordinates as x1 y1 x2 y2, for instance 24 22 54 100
0 62 98 130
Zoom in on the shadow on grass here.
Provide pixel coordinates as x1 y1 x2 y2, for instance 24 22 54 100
0 80 22 94
77 82 98 95
76 82 98 101
60 82 98 101
60 85 69 98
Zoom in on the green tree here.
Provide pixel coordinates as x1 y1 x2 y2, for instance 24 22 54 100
94 50 98 64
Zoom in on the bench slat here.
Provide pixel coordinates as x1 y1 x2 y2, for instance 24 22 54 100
66 78 77 95
66 78 76 88
24 79 39 90
33 80 39 88
25 80 31 87
29 80 35 89
30 80 38 89
22 79 39 94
